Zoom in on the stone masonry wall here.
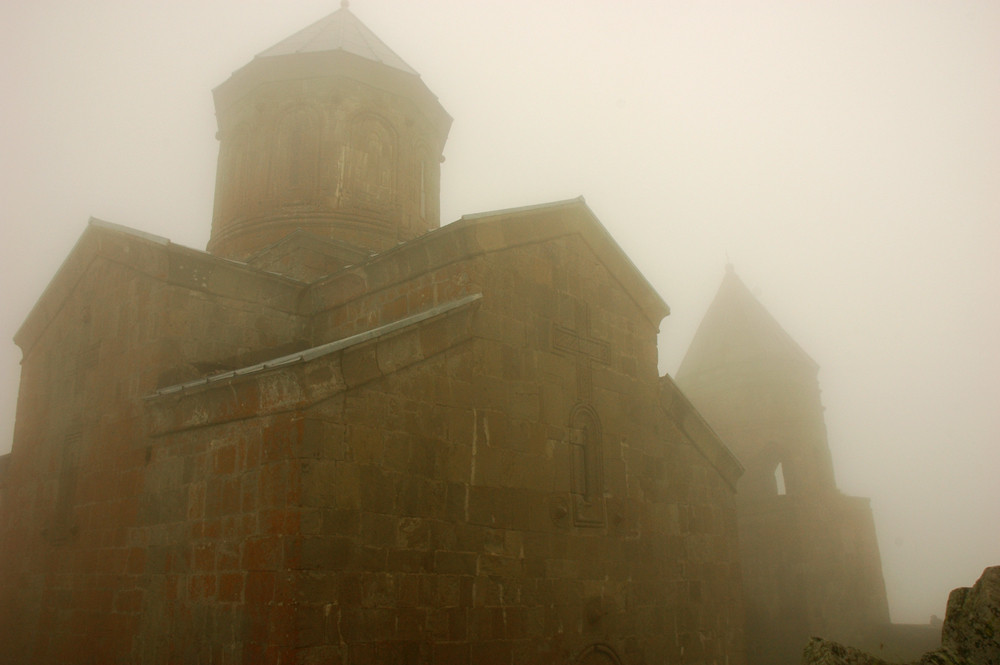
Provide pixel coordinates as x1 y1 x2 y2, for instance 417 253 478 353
130 413 306 663
738 494 889 665
0 218 745 664
0 228 305 664
277 232 744 664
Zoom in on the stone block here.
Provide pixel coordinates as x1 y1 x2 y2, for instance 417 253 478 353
432 640 470 664
396 516 431 551
294 644 344 665
477 554 523 579
299 536 357 571
242 537 283 571
301 419 347 460
376 328 423 376
341 342 381 389
434 550 477 576
359 466 396 513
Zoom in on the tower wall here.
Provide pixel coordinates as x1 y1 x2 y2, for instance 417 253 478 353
678 359 838 500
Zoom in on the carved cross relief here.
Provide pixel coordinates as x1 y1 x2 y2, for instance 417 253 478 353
551 300 610 402
552 301 610 527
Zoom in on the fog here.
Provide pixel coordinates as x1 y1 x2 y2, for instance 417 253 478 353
1 0 997 626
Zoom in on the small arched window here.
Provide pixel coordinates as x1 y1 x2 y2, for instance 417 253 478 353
569 403 605 527
346 114 396 210
413 142 437 223
220 125 258 218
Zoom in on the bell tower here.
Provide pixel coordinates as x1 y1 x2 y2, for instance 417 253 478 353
676 266 890 665
207 2 452 260
676 266 838 497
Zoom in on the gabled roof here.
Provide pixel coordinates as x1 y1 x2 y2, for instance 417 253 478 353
456 197 670 327
659 374 743 491
304 197 670 330
14 218 305 358
676 266 817 380
256 3 417 75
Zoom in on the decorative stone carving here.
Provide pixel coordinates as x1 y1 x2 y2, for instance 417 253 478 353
576 643 623 665
569 403 605 527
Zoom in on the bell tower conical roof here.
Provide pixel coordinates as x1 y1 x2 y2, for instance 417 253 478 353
676 266 837 498
677 265 817 379
207 4 452 262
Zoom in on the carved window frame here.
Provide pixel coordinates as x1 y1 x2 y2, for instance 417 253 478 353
568 403 606 527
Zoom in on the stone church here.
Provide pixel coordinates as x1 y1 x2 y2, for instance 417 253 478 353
676 267 894 665
0 6 747 664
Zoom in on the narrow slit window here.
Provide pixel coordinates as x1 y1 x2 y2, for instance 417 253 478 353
774 462 786 495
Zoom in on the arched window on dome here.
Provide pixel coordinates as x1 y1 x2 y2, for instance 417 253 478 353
270 106 320 201
221 126 259 218
346 114 396 211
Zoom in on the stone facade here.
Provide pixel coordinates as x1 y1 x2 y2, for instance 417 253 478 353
0 7 746 664
676 266 891 665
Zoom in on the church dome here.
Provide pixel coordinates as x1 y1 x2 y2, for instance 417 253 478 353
207 3 452 260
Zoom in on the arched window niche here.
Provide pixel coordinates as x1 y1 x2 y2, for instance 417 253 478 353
575 643 623 665
345 113 397 211
412 141 437 224
269 106 321 202
568 403 606 527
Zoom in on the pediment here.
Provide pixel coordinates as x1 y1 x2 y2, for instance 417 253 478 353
15 218 303 358
308 197 670 330
447 197 670 329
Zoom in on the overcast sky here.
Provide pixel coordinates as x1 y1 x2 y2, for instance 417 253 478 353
1 0 997 626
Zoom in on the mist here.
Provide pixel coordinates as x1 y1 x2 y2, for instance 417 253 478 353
1 0 997 626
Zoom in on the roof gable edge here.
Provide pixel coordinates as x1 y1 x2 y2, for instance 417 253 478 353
15 219 305 357
659 373 744 490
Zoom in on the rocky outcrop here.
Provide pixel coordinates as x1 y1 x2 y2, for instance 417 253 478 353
934 565 1000 664
802 566 999 665
802 639 893 665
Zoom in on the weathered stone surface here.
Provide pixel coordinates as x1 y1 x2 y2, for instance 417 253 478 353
937 566 1000 665
802 638 894 665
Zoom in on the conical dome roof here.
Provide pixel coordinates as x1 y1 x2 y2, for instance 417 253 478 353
256 3 417 75
208 3 451 261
